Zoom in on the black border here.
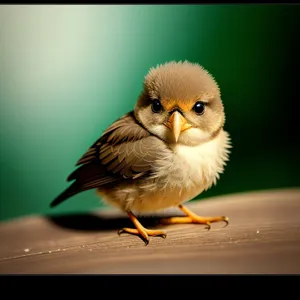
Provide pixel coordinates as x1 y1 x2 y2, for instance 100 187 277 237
1 274 299 296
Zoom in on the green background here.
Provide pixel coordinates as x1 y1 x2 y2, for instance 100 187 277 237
0 4 299 222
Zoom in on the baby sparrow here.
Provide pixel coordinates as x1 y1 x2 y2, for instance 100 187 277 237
51 60 231 245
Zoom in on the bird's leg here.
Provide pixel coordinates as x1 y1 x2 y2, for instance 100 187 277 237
118 211 167 245
160 204 229 230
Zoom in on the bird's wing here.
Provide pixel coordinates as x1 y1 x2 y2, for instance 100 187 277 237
67 111 167 184
51 111 168 208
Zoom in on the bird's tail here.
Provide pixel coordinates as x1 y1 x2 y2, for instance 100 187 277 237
50 182 79 208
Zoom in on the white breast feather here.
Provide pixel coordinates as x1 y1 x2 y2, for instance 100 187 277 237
152 129 230 198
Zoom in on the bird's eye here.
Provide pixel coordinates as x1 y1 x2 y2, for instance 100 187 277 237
151 99 163 113
193 101 205 115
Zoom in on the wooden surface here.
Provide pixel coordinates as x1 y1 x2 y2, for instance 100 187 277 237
0 188 299 274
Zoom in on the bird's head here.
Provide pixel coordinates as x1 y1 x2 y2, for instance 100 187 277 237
134 60 225 146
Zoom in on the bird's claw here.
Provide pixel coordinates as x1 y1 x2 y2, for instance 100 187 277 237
222 216 229 228
205 222 211 231
158 233 167 239
117 229 126 236
205 216 229 230
118 227 167 246
142 237 149 246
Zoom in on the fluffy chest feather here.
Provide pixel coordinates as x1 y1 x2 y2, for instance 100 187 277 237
132 130 231 212
156 129 230 189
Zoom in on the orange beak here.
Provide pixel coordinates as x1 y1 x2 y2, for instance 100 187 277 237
166 111 192 142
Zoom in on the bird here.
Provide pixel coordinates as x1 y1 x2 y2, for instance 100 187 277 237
50 60 231 245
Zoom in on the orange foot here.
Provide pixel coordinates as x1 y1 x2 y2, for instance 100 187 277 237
118 211 167 245
160 204 229 230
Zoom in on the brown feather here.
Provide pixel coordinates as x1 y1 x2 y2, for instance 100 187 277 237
51 111 168 207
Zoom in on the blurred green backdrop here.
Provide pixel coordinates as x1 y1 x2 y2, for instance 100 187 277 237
0 4 299 221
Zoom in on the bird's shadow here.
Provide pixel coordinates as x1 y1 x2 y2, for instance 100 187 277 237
46 212 178 232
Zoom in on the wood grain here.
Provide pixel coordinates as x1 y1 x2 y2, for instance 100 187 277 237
0 188 300 274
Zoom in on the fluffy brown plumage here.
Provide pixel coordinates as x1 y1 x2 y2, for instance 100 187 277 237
51 60 231 245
